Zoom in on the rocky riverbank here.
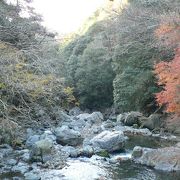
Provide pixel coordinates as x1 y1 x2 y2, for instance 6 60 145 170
0 109 179 179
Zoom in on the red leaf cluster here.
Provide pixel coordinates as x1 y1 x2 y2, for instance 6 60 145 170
155 23 180 47
154 48 180 114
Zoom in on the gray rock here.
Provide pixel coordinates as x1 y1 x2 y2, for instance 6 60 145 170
90 131 126 152
21 151 30 162
26 128 34 138
83 138 92 146
124 112 143 126
29 139 66 168
26 135 40 148
68 118 86 131
90 112 104 124
132 146 143 158
82 145 94 157
61 146 79 158
109 115 117 121
40 130 56 142
0 144 13 158
141 114 163 130
54 125 83 146
25 172 41 180
13 177 23 180
101 120 115 129
52 108 72 124
114 125 152 136
76 112 103 125
132 145 180 172
176 142 180 148
7 159 17 166
116 113 128 124
93 126 102 134
12 162 29 174
166 116 180 135
69 107 82 116
75 113 90 120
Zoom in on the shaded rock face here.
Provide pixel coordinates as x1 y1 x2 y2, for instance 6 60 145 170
90 131 127 152
132 146 143 158
117 112 144 127
141 114 163 130
116 112 164 131
116 113 128 124
132 145 180 172
166 115 180 135
124 112 143 126
82 145 94 157
54 125 83 146
101 120 115 130
69 107 82 116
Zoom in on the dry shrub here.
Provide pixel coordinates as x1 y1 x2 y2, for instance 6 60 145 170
0 118 23 147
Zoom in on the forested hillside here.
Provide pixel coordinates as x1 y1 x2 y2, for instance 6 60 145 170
0 0 180 179
62 0 179 114
0 0 77 132
0 0 179 135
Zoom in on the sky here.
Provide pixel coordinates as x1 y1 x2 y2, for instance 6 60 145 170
32 0 105 34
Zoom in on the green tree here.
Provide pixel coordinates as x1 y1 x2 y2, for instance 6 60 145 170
111 0 174 113
75 45 115 109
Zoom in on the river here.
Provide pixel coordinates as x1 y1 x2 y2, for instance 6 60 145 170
1 134 179 180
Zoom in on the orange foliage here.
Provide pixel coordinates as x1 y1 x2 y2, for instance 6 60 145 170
154 48 180 114
155 24 175 36
155 23 180 46
154 16 180 115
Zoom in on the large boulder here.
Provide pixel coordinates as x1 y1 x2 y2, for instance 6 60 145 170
116 113 128 124
141 114 163 130
68 118 87 131
40 130 56 142
82 145 94 157
165 115 180 135
114 126 152 136
54 125 83 146
52 108 72 123
76 112 103 125
29 138 66 168
26 135 40 148
124 112 143 126
101 120 115 130
90 131 127 152
61 146 79 158
132 145 180 172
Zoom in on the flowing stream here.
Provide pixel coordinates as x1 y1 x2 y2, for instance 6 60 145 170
0 135 179 180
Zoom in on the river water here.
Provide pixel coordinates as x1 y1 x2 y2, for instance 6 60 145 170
0 135 179 180
60 157 180 180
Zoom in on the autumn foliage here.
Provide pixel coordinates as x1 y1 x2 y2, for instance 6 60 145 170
154 19 180 115
154 48 180 114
